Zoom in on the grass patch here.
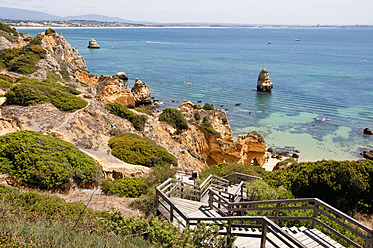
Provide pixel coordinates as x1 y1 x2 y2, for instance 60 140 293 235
105 103 147 131
4 77 85 112
202 117 219 135
159 107 188 131
0 130 102 190
108 133 178 167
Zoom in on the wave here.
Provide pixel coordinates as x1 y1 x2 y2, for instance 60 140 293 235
145 41 182 45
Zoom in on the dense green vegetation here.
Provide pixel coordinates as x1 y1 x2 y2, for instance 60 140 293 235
101 177 147 197
0 22 18 41
0 185 230 247
199 163 263 182
0 79 12 88
264 159 373 213
202 117 220 135
108 133 178 167
0 43 46 74
203 103 214 110
0 131 102 190
45 28 56 35
4 77 86 112
159 107 188 131
105 103 147 131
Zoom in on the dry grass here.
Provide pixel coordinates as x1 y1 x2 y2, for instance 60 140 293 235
352 211 373 228
54 189 143 218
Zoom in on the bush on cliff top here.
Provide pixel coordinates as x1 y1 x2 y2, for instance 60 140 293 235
105 103 147 131
0 23 18 36
45 28 56 35
4 77 86 112
159 107 188 131
203 102 214 110
0 130 102 190
108 133 178 167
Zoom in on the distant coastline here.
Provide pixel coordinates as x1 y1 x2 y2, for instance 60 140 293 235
3 19 373 29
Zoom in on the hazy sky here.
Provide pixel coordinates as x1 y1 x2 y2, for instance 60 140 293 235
1 0 373 25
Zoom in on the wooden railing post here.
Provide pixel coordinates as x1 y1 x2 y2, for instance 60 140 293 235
366 231 373 248
311 201 319 228
275 202 280 224
260 221 268 248
208 190 213 209
170 205 174 222
227 220 233 246
181 182 184 198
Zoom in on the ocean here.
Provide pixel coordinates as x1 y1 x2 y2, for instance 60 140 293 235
21 27 373 161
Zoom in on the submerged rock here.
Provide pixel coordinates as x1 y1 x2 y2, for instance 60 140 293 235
88 38 100 49
257 69 273 92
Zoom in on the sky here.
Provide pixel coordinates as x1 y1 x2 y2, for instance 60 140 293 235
1 0 373 25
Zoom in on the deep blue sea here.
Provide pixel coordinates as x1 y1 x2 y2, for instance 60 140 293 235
21 27 373 161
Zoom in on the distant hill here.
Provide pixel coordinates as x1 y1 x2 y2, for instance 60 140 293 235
0 7 141 23
0 7 60 21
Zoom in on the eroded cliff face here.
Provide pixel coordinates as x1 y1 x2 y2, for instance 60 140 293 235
162 101 267 167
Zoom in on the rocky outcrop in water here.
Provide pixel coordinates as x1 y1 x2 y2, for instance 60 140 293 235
363 150 373 160
115 72 129 81
88 38 100 49
364 128 373 135
131 78 152 106
257 69 273 92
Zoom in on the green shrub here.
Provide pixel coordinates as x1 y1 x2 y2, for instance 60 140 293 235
29 34 43 45
202 117 220 135
222 117 228 124
4 77 85 112
264 159 373 213
134 107 148 114
60 70 70 82
0 23 18 36
50 91 87 112
45 28 56 35
0 75 13 83
101 177 147 197
108 133 178 167
9 53 40 74
159 107 188 131
0 48 21 69
0 130 102 190
203 102 214 110
0 79 11 88
105 103 147 131
199 162 263 182
246 179 293 201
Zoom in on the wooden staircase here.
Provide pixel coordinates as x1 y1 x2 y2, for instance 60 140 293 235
156 173 373 248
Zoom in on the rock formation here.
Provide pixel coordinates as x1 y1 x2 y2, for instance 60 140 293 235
364 128 373 135
131 78 152 106
115 72 129 81
88 38 100 49
257 69 273 92
363 150 373 160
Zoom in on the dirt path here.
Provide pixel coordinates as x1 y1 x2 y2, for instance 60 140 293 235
54 189 143 217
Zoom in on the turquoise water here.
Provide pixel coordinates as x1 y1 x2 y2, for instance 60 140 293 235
22 28 373 161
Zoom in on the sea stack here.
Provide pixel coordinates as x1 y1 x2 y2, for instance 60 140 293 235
257 69 273 92
88 38 100 49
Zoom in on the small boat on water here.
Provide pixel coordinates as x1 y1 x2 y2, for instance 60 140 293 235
295 39 301 41
267 42 272 44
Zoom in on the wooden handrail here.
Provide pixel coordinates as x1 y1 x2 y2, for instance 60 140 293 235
208 195 373 248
